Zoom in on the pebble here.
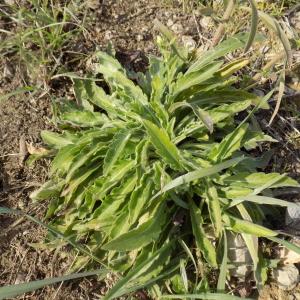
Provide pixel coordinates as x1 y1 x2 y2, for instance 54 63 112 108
181 35 196 51
171 23 184 34
199 16 213 29
4 0 15 5
15 274 26 284
136 34 143 42
86 0 99 9
104 30 113 41
167 19 174 27
273 265 299 290
285 202 300 229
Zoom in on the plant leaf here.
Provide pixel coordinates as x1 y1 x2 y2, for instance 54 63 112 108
153 156 244 199
189 199 217 267
223 213 277 237
0 269 108 300
103 131 131 175
143 119 182 170
244 0 258 52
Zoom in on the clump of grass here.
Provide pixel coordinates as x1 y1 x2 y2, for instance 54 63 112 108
27 22 300 299
0 0 86 85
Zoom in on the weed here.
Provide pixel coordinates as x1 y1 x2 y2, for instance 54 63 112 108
25 23 300 299
0 0 86 85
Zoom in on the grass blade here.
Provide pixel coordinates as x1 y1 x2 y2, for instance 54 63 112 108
103 242 173 300
189 199 217 267
161 293 252 299
0 270 108 300
244 0 258 52
0 86 35 102
267 236 300 255
269 68 285 125
229 195 299 208
153 156 244 200
217 232 228 292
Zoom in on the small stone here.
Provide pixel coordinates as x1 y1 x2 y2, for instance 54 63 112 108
104 31 113 41
273 265 299 291
199 16 213 29
4 0 15 5
15 274 25 284
167 19 174 27
86 0 99 9
171 23 184 34
181 35 197 51
136 34 143 42
286 202 300 229
3 62 14 79
253 89 265 97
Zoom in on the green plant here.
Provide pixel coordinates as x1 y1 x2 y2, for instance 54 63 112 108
28 23 300 299
0 0 86 84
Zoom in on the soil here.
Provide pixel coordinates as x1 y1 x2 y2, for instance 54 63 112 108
0 0 300 299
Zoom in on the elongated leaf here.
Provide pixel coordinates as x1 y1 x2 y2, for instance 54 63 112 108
0 269 108 299
179 239 198 280
161 293 249 299
102 242 173 300
223 214 277 237
230 195 299 208
241 233 258 270
205 182 222 238
0 86 34 103
257 10 291 63
103 131 131 175
217 232 228 292
188 90 267 108
244 0 258 52
210 100 252 124
189 199 217 267
180 259 189 292
209 123 248 162
30 180 64 201
60 110 108 127
41 131 77 149
153 156 244 199
173 62 223 98
187 33 258 73
143 119 182 170
269 68 285 125
102 204 166 251
224 172 299 190
170 102 213 133
0 269 108 300
267 236 300 255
